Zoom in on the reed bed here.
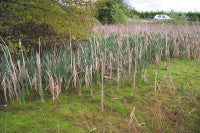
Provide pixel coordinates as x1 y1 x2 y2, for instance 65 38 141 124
1 23 200 102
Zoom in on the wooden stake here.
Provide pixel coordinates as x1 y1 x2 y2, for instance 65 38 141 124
154 71 157 101
117 39 120 90
132 56 137 97
101 59 104 120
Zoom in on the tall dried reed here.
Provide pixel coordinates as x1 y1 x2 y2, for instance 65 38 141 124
1 23 200 102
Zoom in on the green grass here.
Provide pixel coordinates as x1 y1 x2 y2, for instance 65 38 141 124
0 59 200 132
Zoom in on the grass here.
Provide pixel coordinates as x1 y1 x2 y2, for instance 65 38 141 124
1 59 200 132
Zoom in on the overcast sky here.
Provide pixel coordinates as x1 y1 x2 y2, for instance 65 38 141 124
127 0 200 12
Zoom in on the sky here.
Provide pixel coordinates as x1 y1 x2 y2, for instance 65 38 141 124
127 0 200 12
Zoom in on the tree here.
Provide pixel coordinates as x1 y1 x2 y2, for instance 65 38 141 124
96 0 127 24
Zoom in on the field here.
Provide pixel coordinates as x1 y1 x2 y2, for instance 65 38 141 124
0 23 200 132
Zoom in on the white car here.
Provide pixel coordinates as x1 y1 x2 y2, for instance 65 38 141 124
154 15 172 20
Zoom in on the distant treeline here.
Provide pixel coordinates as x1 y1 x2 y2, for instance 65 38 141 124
96 0 200 24
129 9 200 21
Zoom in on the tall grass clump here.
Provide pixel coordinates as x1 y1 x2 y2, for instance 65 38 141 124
1 23 200 102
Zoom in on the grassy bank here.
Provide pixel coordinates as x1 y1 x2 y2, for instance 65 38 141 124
1 59 200 132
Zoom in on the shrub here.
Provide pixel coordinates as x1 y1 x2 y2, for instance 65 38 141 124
0 0 94 50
